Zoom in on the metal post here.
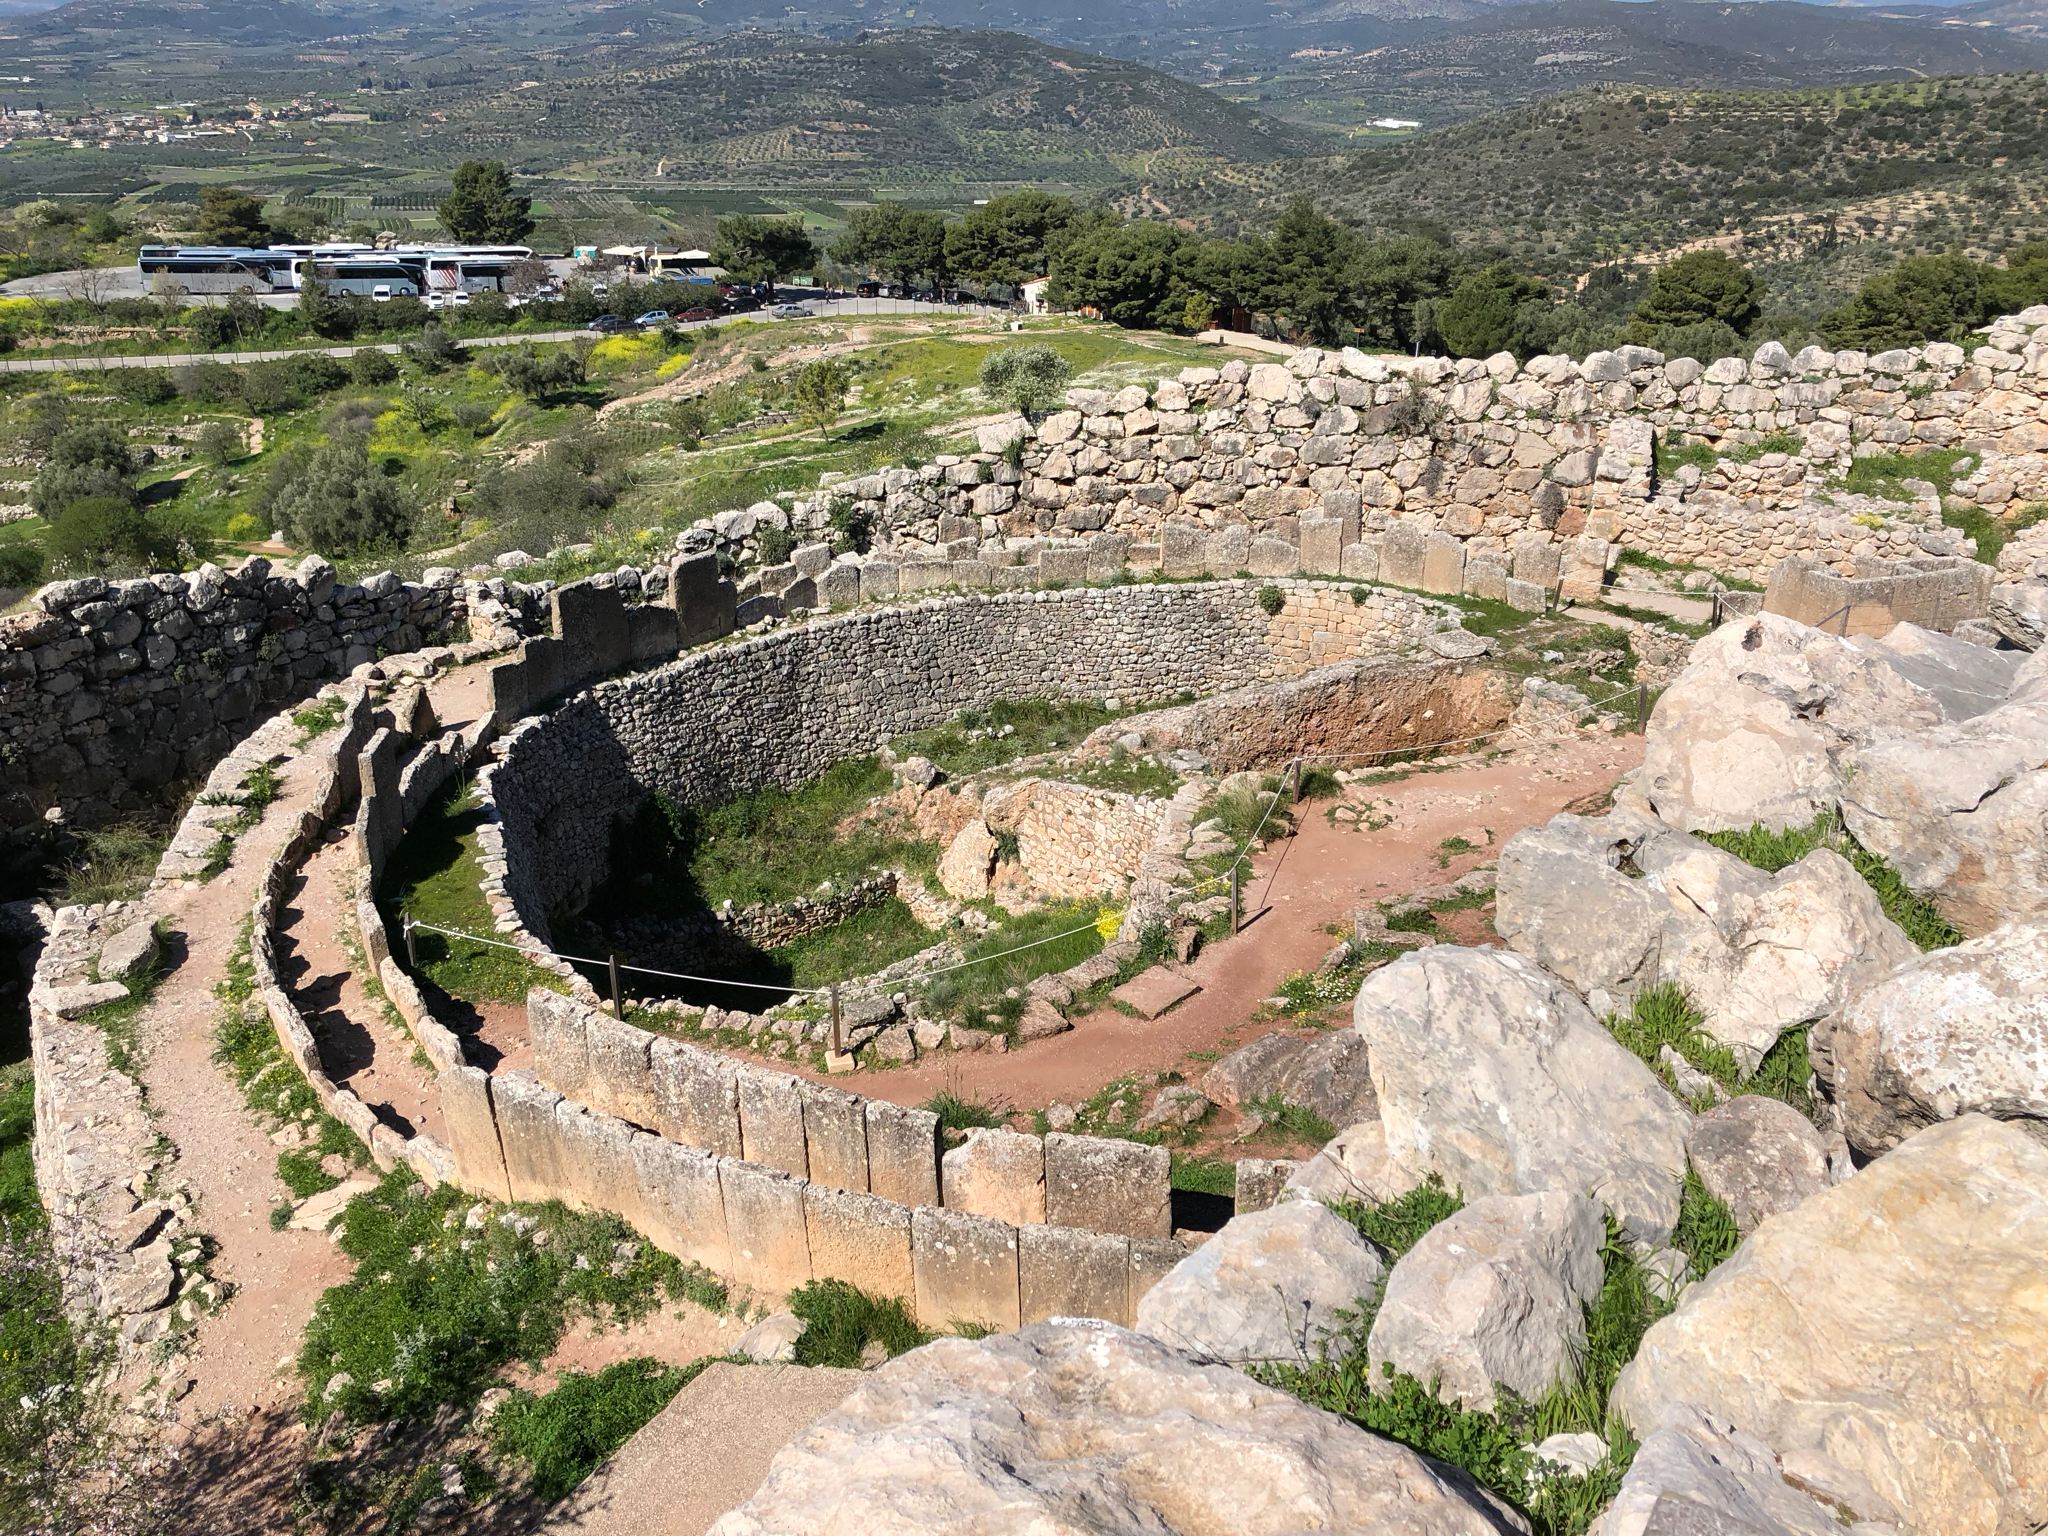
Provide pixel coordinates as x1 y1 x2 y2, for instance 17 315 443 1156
1637 683 1649 735
403 915 417 968
608 953 623 1019
1230 864 1240 934
830 984 843 1056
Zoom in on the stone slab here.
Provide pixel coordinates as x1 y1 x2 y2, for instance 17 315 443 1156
864 1099 941 1209
1044 1133 1172 1239
719 1159 813 1298
803 1184 916 1304
912 1205 1021 1332
1110 967 1201 1020
1019 1224 1132 1326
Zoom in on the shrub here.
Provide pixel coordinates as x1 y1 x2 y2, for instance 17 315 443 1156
348 348 400 386
30 423 141 519
755 524 794 566
269 444 417 556
45 495 193 575
493 1357 703 1501
236 362 301 415
920 1091 1008 1136
108 369 176 406
287 352 351 396
406 324 465 372
978 343 1075 418
1256 584 1285 615
0 540 46 589
197 420 243 466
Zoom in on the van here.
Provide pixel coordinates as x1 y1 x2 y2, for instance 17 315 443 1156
371 285 392 302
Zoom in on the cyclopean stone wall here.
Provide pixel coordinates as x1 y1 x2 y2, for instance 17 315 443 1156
477 578 1450 944
0 556 466 835
688 311 2048 632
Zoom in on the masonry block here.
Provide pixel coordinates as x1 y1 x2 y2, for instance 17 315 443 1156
1232 1158 1299 1215
719 1159 813 1297
1042 544 1089 584
1205 524 1251 575
912 1205 1021 1333
941 1127 1046 1227
1085 533 1130 583
1422 532 1467 596
1339 539 1380 582
1558 536 1611 602
1463 558 1509 604
583 1012 657 1129
1161 519 1208 579
554 1101 643 1229
493 1070 568 1205
1505 577 1549 613
860 561 900 603
899 559 949 593
799 1079 869 1193
627 603 679 666
551 578 630 691
1298 515 1346 577
669 552 736 648
527 987 591 1102
803 1184 914 1304
1512 536 1563 587
864 1099 941 1209
631 1133 731 1277
439 1065 510 1204
651 1038 742 1157
1020 1224 1131 1327
737 1065 810 1178
819 564 863 608
1381 521 1427 588
1128 1236 1189 1318
1043 1133 1171 1239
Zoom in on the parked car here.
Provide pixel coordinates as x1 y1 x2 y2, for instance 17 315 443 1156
634 309 671 327
678 306 719 323
769 303 812 319
586 313 632 333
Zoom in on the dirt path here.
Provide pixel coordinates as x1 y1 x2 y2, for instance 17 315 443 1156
830 731 1644 1114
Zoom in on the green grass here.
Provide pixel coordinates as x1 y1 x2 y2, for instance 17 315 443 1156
494 1356 714 1501
787 1278 931 1368
1170 1153 1236 1197
1243 1094 1336 1148
1698 811 1962 951
292 693 347 747
298 1169 725 1427
1842 446 1971 506
1059 751 1183 799
1654 435 1719 478
921 1091 1010 1137
1604 984 1821 1124
1672 1168 1740 1282
53 822 168 907
890 697 1122 780
379 779 570 1004
920 899 1107 1039
769 899 933 989
1331 1174 1463 1260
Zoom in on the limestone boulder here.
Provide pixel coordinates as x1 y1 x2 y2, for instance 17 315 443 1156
1283 1118 1409 1206
1365 1191 1605 1412
1133 1200 1384 1365
1684 1096 1832 1233
1589 1404 1852 1536
95 920 160 983
1201 1029 1378 1126
1640 612 1943 834
1612 1116 2048 1536
711 1323 1529 1536
1989 580 2047 650
1847 622 2022 721
1354 947 1693 1242
1813 915 2048 1156
1658 845 1920 1068
1493 808 1681 996
1838 692 2048 938
936 821 997 900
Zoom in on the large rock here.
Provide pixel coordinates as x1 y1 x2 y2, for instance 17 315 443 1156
1640 613 1944 834
1612 1116 2048 1536
1133 1200 1384 1365
1989 580 2047 650
1493 808 1678 996
1848 622 2022 721
1283 1119 1407 1206
1354 947 1693 1242
1684 1096 1832 1234
1658 844 1919 1068
1838 687 2048 938
1812 915 2048 1156
1202 1030 1378 1126
936 820 997 900
711 1323 1529 1536
1589 1403 1855 1536
1365 1191 1605 1413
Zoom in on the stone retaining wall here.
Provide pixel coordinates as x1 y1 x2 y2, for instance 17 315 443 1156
480 578 1448 946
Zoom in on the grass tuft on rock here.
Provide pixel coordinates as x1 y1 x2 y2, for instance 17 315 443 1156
1331 1174 1463 1262
1697 810 1960 950
1672 1168 1741 1282
787 1279 931 1368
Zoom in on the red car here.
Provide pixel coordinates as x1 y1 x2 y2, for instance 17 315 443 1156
678 306 719 322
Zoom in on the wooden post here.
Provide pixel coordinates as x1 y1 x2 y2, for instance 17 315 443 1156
830 984 843 1056
1637 683 1649 735
1291 758 1302 803
608 953 623 1019
1230 864 1240 935
403 916 417 969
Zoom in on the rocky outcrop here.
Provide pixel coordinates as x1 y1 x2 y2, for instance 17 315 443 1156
711 1322 1530 1536
1354 946 1692 1242
1812 916 2048 1155
1201 1029 1379 1127
1612 1116 2048 1536
1133 1200 1384 1365
1589 1403 1857 1536
1684 1096 1834 1234
1639 613 1945 835
1493 808 1674 997
1365 1191 1605 1413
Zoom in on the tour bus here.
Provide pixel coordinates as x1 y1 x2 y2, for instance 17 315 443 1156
139 242 534 297
136 245 296 293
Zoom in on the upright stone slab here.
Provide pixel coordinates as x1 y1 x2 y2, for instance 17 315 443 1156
631 1133 732 1277
1381 522 1427 588
529 988 591 1103
1558 537 1611 602
800 1079 870 1193
627 603 679 666
941 1127 1047 1226
719 1159 813 1297
737 1065 810 1178
1161 519 1208 579
554 1102 643 1228
1085 534 1130 584
1205 525 1251 576
1020 1224 1132 1326
516 635 565 715
1299 515 1346 577
899 560 948 593
865 1100 941 1208
551 578 630 692
1512 536 1563 588
1339 540 1381 582
439 1065 511 1203
1422 532 1467 596
1248 537 1301 578
1128 1237 1188 1318
487 653 530 723
1232 1158 1300 1214
803 1184 915 1304
1505 577 1548 613
493 1070 568 1205
669 552 736 648
1463 558 1509 604
583 1013 657 1128
1042 545 1089 584
1044 1134 1171 1238
859 562 900 603
819 564 862 609
912 1206 1021 1332
650 1037 742 1157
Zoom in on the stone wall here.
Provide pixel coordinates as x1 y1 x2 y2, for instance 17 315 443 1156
0 556 466 835
691 313 2048 634
480 578 1448 945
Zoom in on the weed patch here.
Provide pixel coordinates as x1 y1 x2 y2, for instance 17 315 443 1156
292 693 347 747
1169 1153 1236 1197
54 822 169 907
1332 1175 1463 1261
493 1356 713 1501
1672 1168 1740 1281
1604 985 1821 1124
1243 1094 1335 1147
920 899 1107 1039
770 899 933 989
788 1279 930 1367
890 697 1122 779
1698 811 1960 950
921 1090 1009 1139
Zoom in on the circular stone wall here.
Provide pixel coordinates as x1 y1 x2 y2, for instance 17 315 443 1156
482 579 1449 937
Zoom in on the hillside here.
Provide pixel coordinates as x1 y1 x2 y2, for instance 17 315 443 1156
1227 0 2048 129
1149 71 2048 301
